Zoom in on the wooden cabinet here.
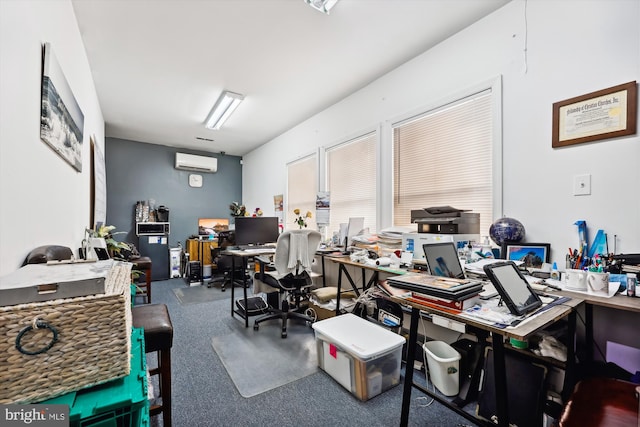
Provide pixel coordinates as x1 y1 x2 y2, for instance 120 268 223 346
186 239 218 267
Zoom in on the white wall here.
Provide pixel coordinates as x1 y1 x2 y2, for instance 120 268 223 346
0 0 104 275
243 0 640 269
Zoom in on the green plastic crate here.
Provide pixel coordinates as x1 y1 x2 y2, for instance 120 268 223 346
43 328 149 427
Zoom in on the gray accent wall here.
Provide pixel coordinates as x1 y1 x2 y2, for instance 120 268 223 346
105 137 242 249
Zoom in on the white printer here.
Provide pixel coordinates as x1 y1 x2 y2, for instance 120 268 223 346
403 207 481 262
401 233 480 263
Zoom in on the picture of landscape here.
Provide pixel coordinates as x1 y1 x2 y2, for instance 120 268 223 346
40 42 84 171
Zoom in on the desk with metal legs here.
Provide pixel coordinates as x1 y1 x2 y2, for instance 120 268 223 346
327 256 406 314
225 248 276 328
393 296 581 427
557 289 640 365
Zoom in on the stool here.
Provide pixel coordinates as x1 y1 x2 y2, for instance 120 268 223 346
132 257 152 304
132 304 173 427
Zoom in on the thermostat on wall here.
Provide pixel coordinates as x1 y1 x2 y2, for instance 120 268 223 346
189 174 203 188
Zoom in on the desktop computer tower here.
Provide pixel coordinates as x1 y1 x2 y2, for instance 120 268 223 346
187 260 201 285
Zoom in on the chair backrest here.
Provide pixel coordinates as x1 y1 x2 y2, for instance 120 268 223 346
23 245 73 266
273 229 321 276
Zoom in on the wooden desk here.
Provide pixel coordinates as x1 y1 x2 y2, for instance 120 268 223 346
224 248 276 327
394 295 582 427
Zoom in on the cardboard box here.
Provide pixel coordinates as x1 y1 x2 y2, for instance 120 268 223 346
312 313 405 400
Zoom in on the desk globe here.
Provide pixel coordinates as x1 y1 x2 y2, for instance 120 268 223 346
489 217 525 246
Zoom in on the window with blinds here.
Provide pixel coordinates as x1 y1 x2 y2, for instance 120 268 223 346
393 90 493 235
286 154 317 230
326 133 377 234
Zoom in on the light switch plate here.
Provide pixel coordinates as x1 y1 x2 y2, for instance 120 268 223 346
573 174 591 196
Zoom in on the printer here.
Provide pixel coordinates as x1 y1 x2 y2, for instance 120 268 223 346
402 207 480 262
410 208 479 235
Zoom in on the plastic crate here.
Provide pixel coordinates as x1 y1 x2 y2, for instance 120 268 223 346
312 314 405 400
43 328 149 427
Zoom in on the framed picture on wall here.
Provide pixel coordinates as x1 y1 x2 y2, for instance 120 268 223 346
40 42 85 171
552 81 637 148
501 242 550 268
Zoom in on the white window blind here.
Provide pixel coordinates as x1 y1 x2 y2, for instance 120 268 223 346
286 154 317 230
326 133 377 234
393 90 493 236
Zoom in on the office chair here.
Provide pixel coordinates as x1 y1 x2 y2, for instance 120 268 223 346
207 234 249 291
253 229 321 338
22 245 73 265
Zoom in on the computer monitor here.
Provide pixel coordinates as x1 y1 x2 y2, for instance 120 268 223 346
422 242 466 279
234 216 279 246
198 218 229 236
345 217 364 247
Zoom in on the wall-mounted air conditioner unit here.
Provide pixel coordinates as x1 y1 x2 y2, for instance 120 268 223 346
175 153 218 173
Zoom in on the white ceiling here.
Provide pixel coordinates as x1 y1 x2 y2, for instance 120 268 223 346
72 0 509 157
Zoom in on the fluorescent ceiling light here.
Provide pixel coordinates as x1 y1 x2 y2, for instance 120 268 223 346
305 0 339 14
205 91 244 130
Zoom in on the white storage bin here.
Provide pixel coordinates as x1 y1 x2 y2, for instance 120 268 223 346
312 313 405 400
423 340 461 396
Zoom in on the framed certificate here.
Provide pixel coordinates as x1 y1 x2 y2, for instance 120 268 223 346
552 81 637 147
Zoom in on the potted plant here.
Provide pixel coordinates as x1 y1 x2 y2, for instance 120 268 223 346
84 225 130 259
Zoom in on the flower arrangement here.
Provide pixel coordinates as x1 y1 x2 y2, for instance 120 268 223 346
253 207 263 217
293 208 312 229
229 202 247 217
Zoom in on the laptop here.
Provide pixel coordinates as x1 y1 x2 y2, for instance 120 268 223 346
422 242 466 279
422 242 497 298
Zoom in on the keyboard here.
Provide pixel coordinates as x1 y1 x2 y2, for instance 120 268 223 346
238 245 275 250
242 248 275 254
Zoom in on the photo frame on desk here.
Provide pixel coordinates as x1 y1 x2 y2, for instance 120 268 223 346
552 81 637 148
501 242 550 268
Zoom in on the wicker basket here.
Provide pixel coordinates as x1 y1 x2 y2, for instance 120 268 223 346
0 261 133 404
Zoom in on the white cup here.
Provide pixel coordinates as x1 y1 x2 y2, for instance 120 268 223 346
565 269 587 290
587 271 610 296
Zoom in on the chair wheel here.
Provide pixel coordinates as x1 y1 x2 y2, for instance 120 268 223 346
281 332 287 338
254 324 259 330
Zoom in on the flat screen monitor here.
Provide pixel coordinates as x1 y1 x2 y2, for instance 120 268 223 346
422 242 466 279
198 218 229 235
234 216 279 246
346 217 364 246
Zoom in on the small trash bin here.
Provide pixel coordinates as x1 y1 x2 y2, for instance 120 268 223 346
423 340 461 396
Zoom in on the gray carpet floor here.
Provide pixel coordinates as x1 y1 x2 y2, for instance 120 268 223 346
146 277 475 427
172 283 230 305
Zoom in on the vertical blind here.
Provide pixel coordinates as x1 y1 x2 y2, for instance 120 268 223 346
286 154 317 230
393 90 493 236
326 133 377 234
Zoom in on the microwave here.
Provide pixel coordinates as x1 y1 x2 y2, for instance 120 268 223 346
136 222 170 236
